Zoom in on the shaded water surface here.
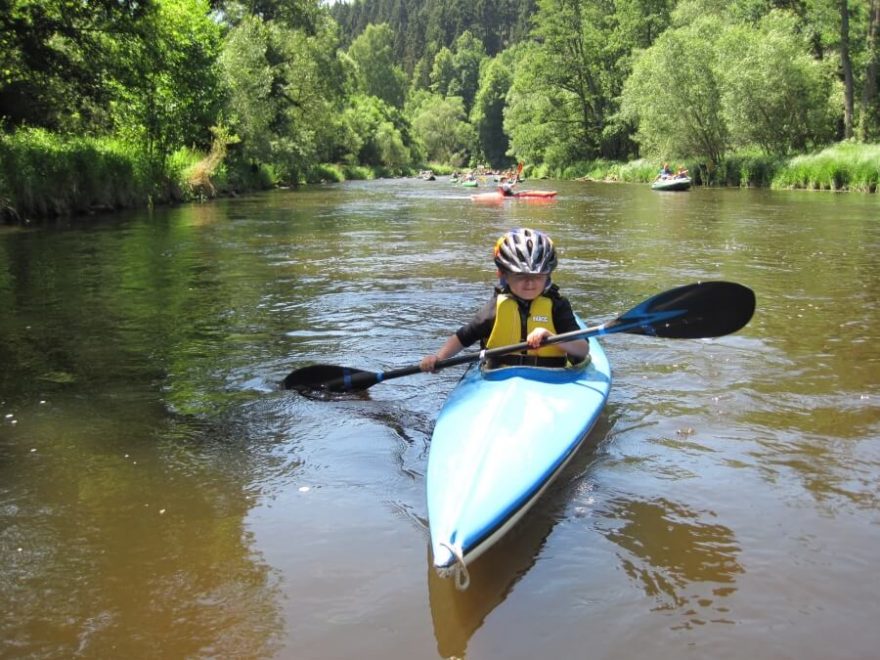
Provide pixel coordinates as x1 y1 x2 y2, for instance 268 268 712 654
1 179 879 658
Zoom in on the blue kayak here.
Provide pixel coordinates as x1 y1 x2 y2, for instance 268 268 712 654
426 336 611 587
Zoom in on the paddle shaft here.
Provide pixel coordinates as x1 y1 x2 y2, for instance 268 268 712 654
338 319 622 385
283 281 755 392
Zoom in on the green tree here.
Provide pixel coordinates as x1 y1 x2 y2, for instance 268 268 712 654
470 54 515 168
224 0 323 32
109 0 223 164
410 52 434 93
449 30 487 112
504 44 562 165
347 23 408 108
220 10 346 180
220 15 276 163
621 16 728 166
717 10 839 155
505 0 632 168
611 0 674 49
410 92 476 164
0 0 152 133
858 0 880 141
430 47 457 96
341 94 414 167
801 0 878 141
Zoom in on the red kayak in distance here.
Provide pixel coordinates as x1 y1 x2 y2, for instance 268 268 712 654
471 190 558 203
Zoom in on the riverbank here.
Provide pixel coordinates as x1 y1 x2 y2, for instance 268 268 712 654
547 143 880 193
3 130 878 224
0 128 417 224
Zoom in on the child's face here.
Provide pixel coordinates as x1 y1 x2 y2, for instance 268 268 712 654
505 272 548 300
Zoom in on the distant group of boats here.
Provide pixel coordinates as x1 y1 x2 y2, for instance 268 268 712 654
415 169 558 202
418 164 692 193
419 167 522 186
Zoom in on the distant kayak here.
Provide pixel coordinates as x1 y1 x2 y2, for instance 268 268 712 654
651 176 691 191
471 190 557 203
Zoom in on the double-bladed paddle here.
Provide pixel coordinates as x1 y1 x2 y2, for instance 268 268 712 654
283 281 755 394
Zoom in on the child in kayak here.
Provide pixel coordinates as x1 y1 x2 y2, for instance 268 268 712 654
420 228 589 372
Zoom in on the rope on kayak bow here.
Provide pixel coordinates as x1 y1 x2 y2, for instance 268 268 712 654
438 541 470 590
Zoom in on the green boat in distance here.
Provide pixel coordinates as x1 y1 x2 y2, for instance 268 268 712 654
651 175 692 191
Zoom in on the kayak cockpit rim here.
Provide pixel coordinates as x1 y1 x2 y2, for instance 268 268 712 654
478 354 593 377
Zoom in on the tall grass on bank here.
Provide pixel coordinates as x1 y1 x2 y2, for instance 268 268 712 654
547 144 879 192
0 128 152 221
721 150 782 187
615 159 661 183
0 128 280 222
773 143 880 192
0 126 409 223
557 154 780 186
306 163 378 182
555 158 680 183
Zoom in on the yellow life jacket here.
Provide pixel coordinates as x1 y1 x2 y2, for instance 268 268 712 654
486 293 566 358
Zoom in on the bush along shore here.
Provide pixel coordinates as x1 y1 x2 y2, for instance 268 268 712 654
561 143 880 193
0 128 415 224
3 131 879 224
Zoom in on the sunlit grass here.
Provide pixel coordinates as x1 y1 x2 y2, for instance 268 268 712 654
0 128 276 221
339 164 374 180
722 150 781 187
616 159 662 183
5 127 879 224
0 128 151 219
307 163 346 182
553 158 684 183
425 162 455 175
773 143 880 192
544 145 879 192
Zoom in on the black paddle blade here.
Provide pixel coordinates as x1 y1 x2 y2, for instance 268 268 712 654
282 364 381 393
612 281 755 339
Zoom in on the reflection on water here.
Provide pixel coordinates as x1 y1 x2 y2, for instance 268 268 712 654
427 420 611 659
427 523 547 659
427 489 562 659
1 180 879 658
596 496 741 625
1 405 285 657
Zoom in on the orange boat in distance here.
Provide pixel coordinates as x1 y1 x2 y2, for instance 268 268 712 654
471 190 558 203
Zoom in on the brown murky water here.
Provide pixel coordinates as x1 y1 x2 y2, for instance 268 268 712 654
1 179 878 658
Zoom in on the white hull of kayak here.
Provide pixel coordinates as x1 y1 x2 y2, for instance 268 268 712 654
651 175 691 191
426 337 611 578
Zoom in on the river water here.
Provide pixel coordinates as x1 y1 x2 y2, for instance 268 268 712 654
1 178 878 659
